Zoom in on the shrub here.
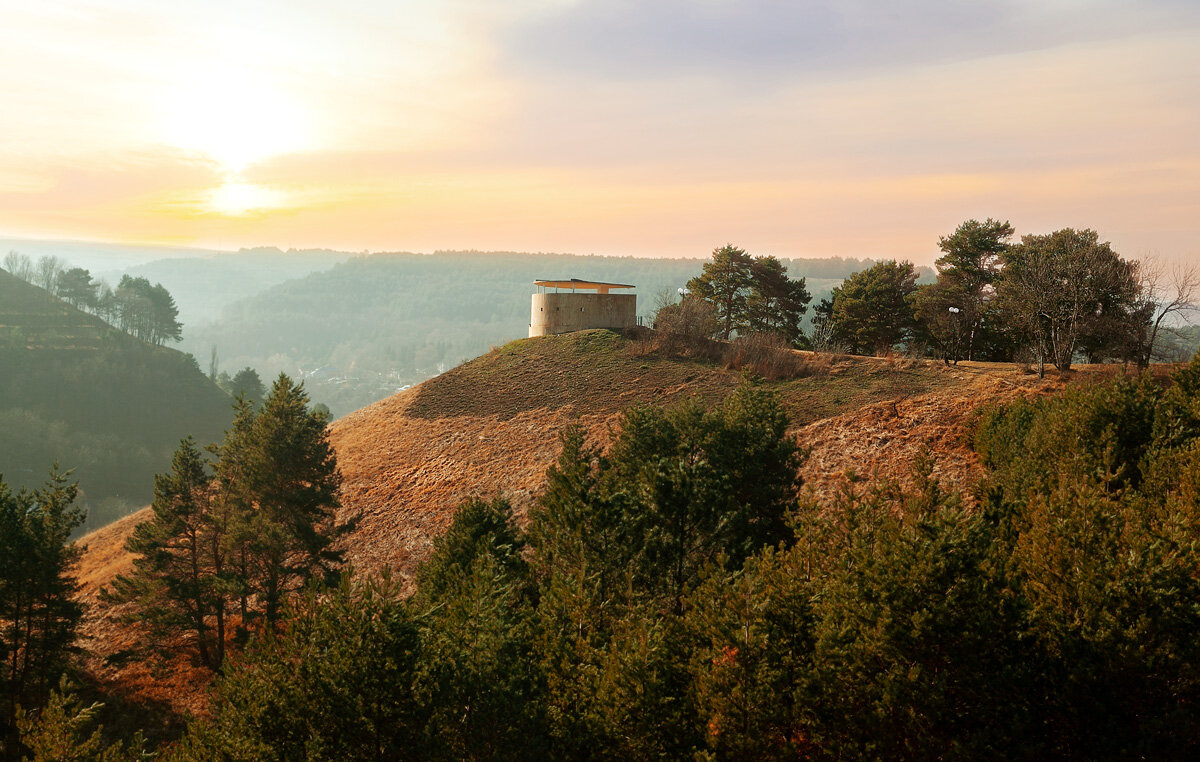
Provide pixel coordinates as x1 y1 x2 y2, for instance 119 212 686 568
723 332 812 380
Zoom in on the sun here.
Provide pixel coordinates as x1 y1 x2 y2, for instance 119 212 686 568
207 182 284 216
160 64 313 174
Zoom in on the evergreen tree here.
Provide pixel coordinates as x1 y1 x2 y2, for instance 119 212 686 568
111 276 183 346
0 470 84 756
12 677 142 762
175 574 422 761
227 367 265 406
105 375 342 674
687 246 812 344
235 375 343 626
535 380 802 615
827 260 919 355
745 256 812 346
687 244 755 340
411 498 541 760
103 437 232 670
53 268 98 312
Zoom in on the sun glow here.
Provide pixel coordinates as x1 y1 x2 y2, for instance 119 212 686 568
160 65 314 173
208 182 284 216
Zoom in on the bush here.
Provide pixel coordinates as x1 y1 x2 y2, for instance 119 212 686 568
653 297 722 356
174 573 422 761
721 332 822 380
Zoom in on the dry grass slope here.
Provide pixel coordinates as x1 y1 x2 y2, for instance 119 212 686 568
72 329 1088 721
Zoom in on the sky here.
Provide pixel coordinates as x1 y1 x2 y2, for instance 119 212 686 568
1 0 1198 265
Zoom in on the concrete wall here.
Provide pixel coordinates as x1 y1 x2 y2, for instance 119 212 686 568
529 292 637 337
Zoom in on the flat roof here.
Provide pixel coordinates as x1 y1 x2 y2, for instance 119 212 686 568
534 278 635 291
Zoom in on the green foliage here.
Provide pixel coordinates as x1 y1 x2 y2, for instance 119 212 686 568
524 381 803 758
106 375 343 673
411 517 540 759
936 218 1013 289
687 244 754 340
0 471 84 757
912 221 1017 363
686 547 816 760
103 438 232 670
53 268 99 312
535 380 802 614
688 460 1034 761
11 677 142 762
969 359 1200 755
686 245 811 343
975 373 1170 497
174 573 421 762
1007 481 1200 756
744 256 812 346
827 260 919 355
998 228 1139 373
222 367 264 406
109 275 182 347
414 497 526 604
235 375 343 625
797 469 1029 759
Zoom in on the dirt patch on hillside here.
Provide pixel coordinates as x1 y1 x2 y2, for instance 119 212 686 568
330 388 621 590
795 373 1048 500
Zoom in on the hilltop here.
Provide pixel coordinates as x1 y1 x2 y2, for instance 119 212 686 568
180 251 914 416
0 269 234 530
327 330 1052 578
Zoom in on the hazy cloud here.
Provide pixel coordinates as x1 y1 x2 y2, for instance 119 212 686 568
501 0 1200 83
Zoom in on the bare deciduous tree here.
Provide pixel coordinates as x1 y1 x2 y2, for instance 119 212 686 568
1130 257 1200 367
2 250 33 281
34 255 65 292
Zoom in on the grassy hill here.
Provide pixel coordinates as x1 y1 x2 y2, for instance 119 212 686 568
181 251 917 417
328 330 1053 576
71 326 1101 728
0 269 234 531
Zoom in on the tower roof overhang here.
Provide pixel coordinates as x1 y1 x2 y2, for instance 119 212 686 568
534 278 635 294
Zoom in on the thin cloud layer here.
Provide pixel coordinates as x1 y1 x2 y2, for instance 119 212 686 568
501 0 1199 81
0 0 1196 264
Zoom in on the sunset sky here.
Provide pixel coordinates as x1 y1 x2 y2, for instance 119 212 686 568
1 0 1198 264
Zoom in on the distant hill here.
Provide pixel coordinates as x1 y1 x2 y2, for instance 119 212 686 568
111 247 353 326
0 236 220 272
183 250 912 416
0 269 234 532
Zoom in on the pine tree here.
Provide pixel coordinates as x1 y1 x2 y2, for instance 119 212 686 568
0 469 84 755
687 245 755 340
236 374 343 626
104 437 231 669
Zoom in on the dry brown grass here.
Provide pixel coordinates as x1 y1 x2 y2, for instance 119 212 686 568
70 330 1118 727
724 332 824 380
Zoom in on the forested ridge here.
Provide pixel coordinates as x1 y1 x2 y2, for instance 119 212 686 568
0 270 233 531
